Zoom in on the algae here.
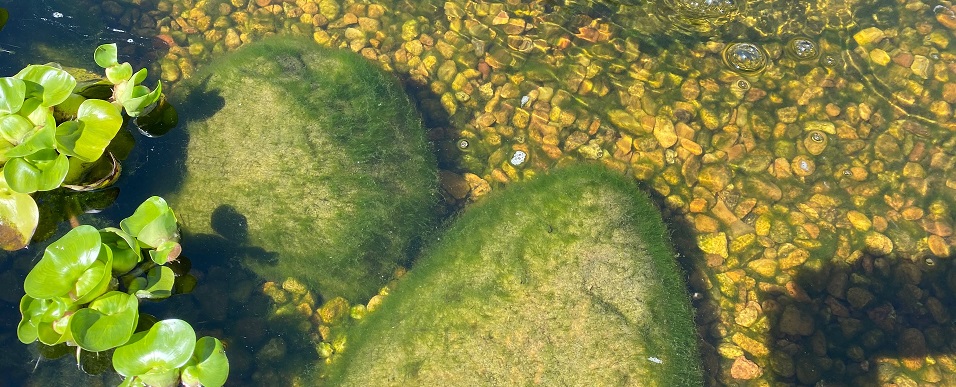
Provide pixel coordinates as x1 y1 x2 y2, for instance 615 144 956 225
328 164 702 386
168 37 437 302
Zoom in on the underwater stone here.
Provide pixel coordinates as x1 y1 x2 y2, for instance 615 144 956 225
327 165 702 385
164 37 437 302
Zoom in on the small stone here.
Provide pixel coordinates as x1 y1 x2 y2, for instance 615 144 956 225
653 115 678 148
847 211 872 231
439 170 471 200
869 48 891 66
319 296 350 325
911 55 930 79
282 277 308 295
697 232 728 258
730 356 762 380
779 305 814 336
846 287 874 310
898 328 927 371
776 106 798 123
735 302 761 327
747 259 777 278
732 333 768 357
778 248 809 270
462 173 491 199
607 110 644 134
864 231 893 255
928 234 951 257
853 27 885 46
256 0 272 6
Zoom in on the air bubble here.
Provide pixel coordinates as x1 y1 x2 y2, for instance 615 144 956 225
723 43 767 74
786 37 819 60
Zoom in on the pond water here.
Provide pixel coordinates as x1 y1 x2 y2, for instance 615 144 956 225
2 0 956 385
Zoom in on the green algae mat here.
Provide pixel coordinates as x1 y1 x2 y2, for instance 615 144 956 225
168 37 437 302
328 164 702 385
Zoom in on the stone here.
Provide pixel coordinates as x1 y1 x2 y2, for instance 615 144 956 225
730 356 762 380
846 287 874 310
327 165 703 385
154 38 437 302
779 305 814 336
898 328 927 371
853 27 885 46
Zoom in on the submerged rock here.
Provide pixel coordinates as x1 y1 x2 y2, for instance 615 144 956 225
327 165 702 385
168 37 437 302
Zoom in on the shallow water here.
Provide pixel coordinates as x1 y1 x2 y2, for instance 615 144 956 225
1 0 956 385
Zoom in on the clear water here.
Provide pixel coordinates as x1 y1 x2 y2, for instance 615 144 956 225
1 0 956 385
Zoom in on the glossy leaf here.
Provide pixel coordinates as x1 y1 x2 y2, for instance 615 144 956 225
0 113 33 145
181 337 229 387
4 149 69 193
131 266 175 299
5 118 54 158
62 151 121 191
17 295 74 344
131 68 148 85
122 82 162 117
14 65 76 107
23 225 101 299
0 77 25 115
106 62 133 85
101 227 141 274
55 99 123 162
71 244 113 305
120 196 178 248
94 44 119 69
70 291 139 352
149 240 182 265
0 174 38 250
113 319 196 377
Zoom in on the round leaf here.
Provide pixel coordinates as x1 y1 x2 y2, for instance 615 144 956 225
113 319 196 377
4 150 69 193
24 225 101 299
101 227 141 274
5 118 55 158
120 196 179 248
106 63 133 85
55 99 123 162
0 77 25 115
0 175 38 250
122 82 162 117
70 291 139 352
181 337 229 387
132 266 175 300
14 65 77 107
94 44 119 69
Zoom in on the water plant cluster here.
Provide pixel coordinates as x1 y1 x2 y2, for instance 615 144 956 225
0 43 164 251
18 197 228 387
0 42 228 386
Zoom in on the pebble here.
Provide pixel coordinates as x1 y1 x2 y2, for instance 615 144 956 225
730 356 762 380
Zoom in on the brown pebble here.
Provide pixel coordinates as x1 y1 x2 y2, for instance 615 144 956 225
730 356 762 380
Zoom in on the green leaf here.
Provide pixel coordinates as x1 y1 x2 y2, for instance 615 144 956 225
4 149 69 193
148 240 182 265
14 65 77 107
131 68 148 85
113 319 196 377
0 77 25 115
122 82 162 117
132 266 175 300
0 113 33 145
94 44 119 69
106 62 134 85
17 295 76 345
54 99 123 162
70 291 139 352
120 196 179 248
23 225 101 299
181 337 229 387
5 117 55 158
0 175 38 250
101 227 141 274
71 244 113 305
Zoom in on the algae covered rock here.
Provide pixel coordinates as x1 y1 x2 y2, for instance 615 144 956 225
328 165 702 385
168 37 436 302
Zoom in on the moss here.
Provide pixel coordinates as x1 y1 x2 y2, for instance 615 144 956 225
328 164 702 386
168 37 437 302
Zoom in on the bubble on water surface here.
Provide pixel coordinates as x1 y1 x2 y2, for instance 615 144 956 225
660 0 741 33
723 42 767 74
510 150 528 166
786 37 819 60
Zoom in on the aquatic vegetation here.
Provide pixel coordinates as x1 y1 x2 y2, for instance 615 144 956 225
0 7 7 31
166 37 437 302
328 165 701 385
0 43 174 251
17 196 229 387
